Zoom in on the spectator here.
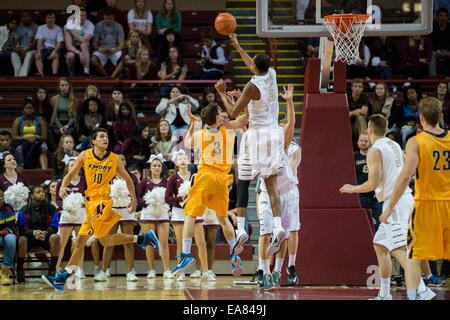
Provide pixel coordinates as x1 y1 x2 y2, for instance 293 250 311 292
129 47 157 80
0 17 18 76
0 131 24 171
191 33 227 80
34 10 63 77
369 83 395 121
354 133 382 230
32 87 52 123
347 78 370 142
296 0 310 24
158 46 187 97
347 41 370 79
400 36 432 79
0 189 16 285
84 0 106 23
128 163 143 183
50 78 78 142
430 8 450 76
11 12 37 77
155 0 182 39
91 7 125 78
64 6 95 76
114 103 139 153
47 179 58 209
391 86 422 147
122 122 151 170
127 0 153 48
96 0 125 26
83 84 101 100
155 86 199 138
121 30 143 77
156 28 180 65
200 87 218 111
435 82 450 127
17 185 60 280
11 100 48 169
0 152 29 192
78 97 105 150
368 37 401 79
54 134 79 177
304 38 319 60
150 119 178 167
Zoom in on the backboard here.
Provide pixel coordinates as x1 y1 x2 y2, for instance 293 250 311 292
256 0 433 37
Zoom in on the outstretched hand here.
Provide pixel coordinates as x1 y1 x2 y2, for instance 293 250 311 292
281 84 294 101
215 79 227 95
188 107 201 123
229 33 239 49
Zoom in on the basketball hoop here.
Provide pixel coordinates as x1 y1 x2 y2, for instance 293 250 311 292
324 14 370 64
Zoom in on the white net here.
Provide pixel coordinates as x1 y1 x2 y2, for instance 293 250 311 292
324 14 369 64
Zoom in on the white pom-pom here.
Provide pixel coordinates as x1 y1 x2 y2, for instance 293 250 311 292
4 182 30 211
62 192 84 213
85 235 97 247
110 178 131 208
177 180 190 198
144 187 169 218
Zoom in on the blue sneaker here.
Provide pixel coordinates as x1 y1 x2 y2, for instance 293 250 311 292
231 254 243 277
138 229 160 255
41 270 70 291
424 274 445 287
172 253 196 276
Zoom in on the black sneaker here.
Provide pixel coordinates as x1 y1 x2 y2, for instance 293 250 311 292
287 265 299 286
391 275 404 287
17 270 25 284
253 269 264 288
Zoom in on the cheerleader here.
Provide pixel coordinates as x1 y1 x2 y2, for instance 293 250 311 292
138 153 174 279
55 157 91 278
165 149 210 281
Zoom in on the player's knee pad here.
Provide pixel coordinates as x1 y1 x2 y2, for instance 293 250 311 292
237 179 251 208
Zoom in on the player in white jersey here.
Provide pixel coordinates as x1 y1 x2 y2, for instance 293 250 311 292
215 33 287 258
340 115 434 300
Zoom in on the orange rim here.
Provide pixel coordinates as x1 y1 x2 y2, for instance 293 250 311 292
324 14 369 33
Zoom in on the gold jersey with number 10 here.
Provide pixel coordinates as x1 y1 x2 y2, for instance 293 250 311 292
83 148 118 199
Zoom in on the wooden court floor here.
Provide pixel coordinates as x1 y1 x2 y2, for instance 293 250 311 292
1 276 449 300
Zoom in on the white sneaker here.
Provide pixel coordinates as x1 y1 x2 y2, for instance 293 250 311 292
75 268 86 279
94 266 101 278
190 270 201 278
369 293 393 300
126 270 139 282
266 227 287 257
147 270 156 279
417 287 436 300
105 268 111 278
163 270 175 279
232 229 249 255
177 272 186 281
202 271 216 281
94 270 108 282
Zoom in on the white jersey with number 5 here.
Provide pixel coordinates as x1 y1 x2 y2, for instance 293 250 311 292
371 137 412 202
248 68 279 127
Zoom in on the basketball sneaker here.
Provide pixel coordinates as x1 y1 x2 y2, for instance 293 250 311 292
202 271 217 281
172 253 196 276
163 270 175 279
42 270 71 291
423 274 445 287
266 228 287 256
231 254 243 277
126 269 139 282
417 287 436 300
231 229 248 256
137 229 160 254
94 270 108 282
190 270 201 278
369 293 393 300
272 271 281 287
263 273 274 290
147 270 156 279
176 272 186 282
287 265 299 286
253 269 264 288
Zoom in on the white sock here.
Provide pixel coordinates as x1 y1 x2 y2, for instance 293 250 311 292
425 273 432 280
83 67 89 74
288 254 296 267
379 277 390 297
258 259 264 271
407 288 417 300
182 238 192 255
133 235 138 243
274 258 284 273
273 217 282 229
65 266 76 274
262 259 270 275
237 217 246 231
418 278 427 292
227 239 236 250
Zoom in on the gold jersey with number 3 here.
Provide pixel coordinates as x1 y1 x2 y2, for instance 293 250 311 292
83 148 118 199
197 125 234 174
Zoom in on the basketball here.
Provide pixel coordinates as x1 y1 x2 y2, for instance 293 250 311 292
215 13 237 36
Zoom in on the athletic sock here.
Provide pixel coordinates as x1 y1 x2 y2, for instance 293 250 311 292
227 239 236 251
288 254 296 267
258 259 264 271
83 67 90 74
407 288 417 300
262 259 270 275
379 277 390 297
237 217 246 232
273 217 282 229
418 279 427 292
182 238 192 255
65 266 75 274
274 258 284 273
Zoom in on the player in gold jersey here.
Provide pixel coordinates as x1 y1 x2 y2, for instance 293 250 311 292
381 97 450 300
42 128 160 290
172 104 249 277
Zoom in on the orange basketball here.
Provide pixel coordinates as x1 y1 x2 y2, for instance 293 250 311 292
215 13 237 36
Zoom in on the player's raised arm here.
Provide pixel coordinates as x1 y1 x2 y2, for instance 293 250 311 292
229 33 256 74
184 108 202 149
116 158 137 213
340 149 383 194
215 79 255 119
380 138 419 223
281 84 295 151
60 151 85 199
